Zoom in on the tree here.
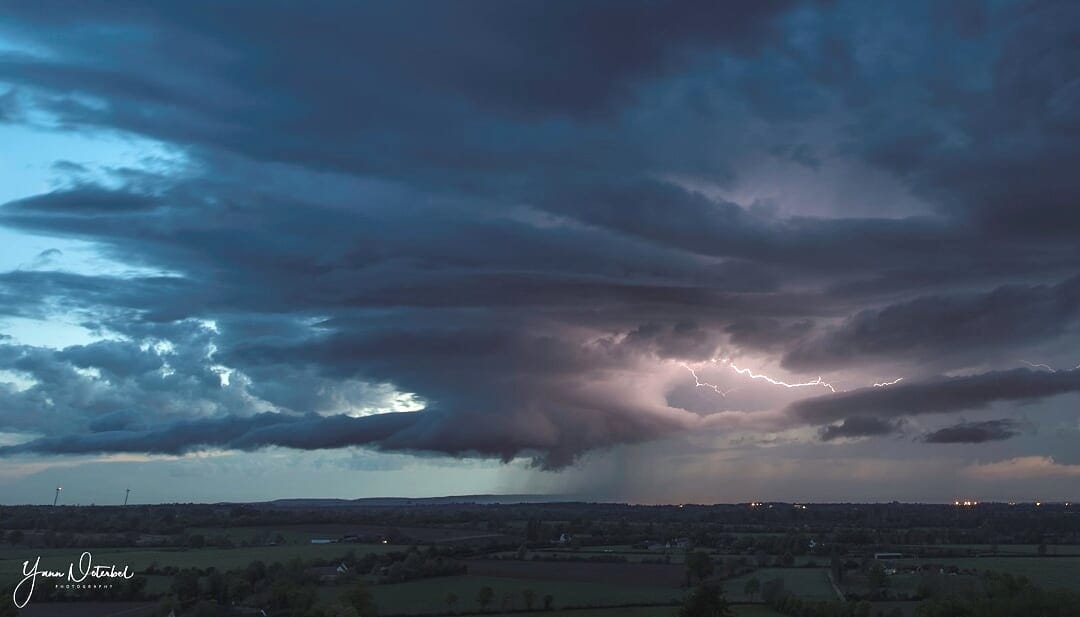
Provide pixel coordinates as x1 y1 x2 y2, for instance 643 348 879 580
171 569 200 602
543 594 554 610
205 570 228 605
344 580 377 616
743 577 760 601
0 586 19 617
156 595 180 617
761 578 786 605
917 572 943 599
445 591 458 614
269 581 315 612
523 588 536 610
191 600 225 617
679 582 733 617
686 551 714 584
477 586 495 612
868 563 889 591
526 518 542 542
326 605 361 617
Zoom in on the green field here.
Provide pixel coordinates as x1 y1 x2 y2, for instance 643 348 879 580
869 601 919 617
932 557 1080 590
478 604 782 617
187 524 391 545
839 570 978 599
907 544 1080 556
366 575 683 615
518 549 684 564
722 568 837 602
0 542 399 580
731 606 788 617
484 608 680 617
834 555 1080 597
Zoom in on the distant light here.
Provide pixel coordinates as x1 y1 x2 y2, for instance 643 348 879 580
1036 502 1042 506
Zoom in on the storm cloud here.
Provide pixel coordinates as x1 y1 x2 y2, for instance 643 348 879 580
819 416 903 442
784 276 1080 371
787 369 1080 425
923 419 1025 444
0 0 1078 488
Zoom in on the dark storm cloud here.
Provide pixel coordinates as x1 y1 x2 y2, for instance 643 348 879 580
0 401 691 469
922 419 1024 444
0 384 696 468
784 275 1080 371
87 410 146 433
0 0 804 186
0 269 194 322
0 0 1078 468
819 416 902 441
726 318 814 353
844 1 1080 237
787 369 1080 426
5 188 159 214
0 412 417 457
58 341 165 378
534 179 1011 272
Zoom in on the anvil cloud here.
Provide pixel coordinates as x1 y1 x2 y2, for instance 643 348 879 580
0 0 1078 500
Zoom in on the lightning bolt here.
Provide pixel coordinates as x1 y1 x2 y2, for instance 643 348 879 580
1020 360 1080 373
873 378 904 387
680 358 904 397
1021 360 1056 373
680 363 736 396
727 362 837 393
683 356 1080 400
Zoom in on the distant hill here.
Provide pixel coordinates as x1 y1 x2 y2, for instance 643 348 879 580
264 494 574 507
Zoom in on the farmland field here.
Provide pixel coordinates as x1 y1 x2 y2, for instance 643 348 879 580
732 606 790 617
528 548 687 564
366 575 683 614
722 568 837 602
869 601 919 617
480 607 782 617
899 544 1080 556
932 556 1080 590
4 502 1079 616
483 608 680 617
0 542 398 580
466 559 685 586
188 523 503 545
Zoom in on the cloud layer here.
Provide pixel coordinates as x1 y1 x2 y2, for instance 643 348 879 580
0 0 1078 488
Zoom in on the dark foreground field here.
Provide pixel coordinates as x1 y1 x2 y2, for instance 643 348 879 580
3 500 1080 616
